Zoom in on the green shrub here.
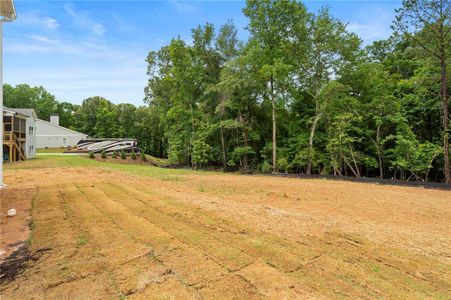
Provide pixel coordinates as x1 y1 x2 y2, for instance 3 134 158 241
141 151 147 161
261 161 272 173
101 150 107 159
131 149 136 160
277 157 289 173
78 234 89 246
112 151 117 159
89 151 95 159
121 151 126 159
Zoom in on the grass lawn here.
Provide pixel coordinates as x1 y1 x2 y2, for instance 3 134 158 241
8 155 196 178
1 156 450 299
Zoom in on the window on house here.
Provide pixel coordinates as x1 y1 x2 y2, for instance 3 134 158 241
29 145 34 155
29 126 34 135
63 138 67 144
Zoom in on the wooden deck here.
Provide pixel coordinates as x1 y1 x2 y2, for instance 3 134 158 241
3 114 26 162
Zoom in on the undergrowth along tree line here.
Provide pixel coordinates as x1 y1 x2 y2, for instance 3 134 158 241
3 0 450 182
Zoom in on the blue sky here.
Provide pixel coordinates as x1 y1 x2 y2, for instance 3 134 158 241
4 0 401 106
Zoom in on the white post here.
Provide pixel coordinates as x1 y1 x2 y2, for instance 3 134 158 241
1 1 16 189
0 21 4 188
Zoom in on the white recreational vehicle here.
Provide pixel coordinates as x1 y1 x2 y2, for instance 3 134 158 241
77 139 139 153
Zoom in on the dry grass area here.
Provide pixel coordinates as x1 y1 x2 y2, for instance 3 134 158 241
1 156 450 299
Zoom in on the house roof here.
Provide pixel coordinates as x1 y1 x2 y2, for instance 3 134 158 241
3 106 15 115
6 108 38 120
2 106 29 119
0 0 16 20
36 119 88 136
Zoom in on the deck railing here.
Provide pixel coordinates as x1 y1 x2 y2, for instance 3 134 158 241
3 132 15 144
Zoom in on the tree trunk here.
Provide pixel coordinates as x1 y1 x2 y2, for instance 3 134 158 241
440 55 450 183
242 129 249 172
425 152 438 182
238 111 249 172
377 126 383 179
343 157 359 177
219 95 227 172
220 126 227 172
270 75 277 173
371 125 384 179
189 104 196 170
307 113 321 175
348 145 361 177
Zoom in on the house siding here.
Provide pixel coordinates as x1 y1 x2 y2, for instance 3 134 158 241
25 116 36 158
36 120 88 148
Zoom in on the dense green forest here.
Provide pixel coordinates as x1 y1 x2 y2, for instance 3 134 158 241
4 0 450 183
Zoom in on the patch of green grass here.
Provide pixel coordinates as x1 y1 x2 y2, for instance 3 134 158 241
161 176 184 182
144 154 170 167
199 184 205 192
84 215 98 222
36 148 67 153
4 155 217 180
30 220 36 231
26 234 34 247
372 266 381 273
78 234 89 246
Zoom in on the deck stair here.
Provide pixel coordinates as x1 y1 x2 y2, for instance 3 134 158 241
3 132 26 162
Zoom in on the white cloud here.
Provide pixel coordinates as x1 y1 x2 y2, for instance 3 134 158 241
30 35 59 44
6 35 85 55
17 12 59 30
5 35 145 62
112 14 132 33
345 6 395 45
64 4 106 35
347 22 388 41
4 33 148 105
42 17 59 30
5 53 147 104
169 0 199 13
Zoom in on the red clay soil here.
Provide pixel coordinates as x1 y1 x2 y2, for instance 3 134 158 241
0 185 34 263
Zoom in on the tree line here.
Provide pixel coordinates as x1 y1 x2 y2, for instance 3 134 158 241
4 0 450 183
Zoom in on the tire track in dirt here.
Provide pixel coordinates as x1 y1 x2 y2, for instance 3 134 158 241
101 182 316 270
43 183 125 299
97 182 256 271
150 173 451 264
106 180 451 299
75 183 266 298
96 182 323 298
63 182 197 299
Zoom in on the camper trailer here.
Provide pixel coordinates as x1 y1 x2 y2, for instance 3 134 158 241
77 139 139 154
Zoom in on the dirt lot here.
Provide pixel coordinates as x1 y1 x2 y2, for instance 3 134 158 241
1 156 450 299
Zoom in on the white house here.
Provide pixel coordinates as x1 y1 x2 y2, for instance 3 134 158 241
36 115 88 148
